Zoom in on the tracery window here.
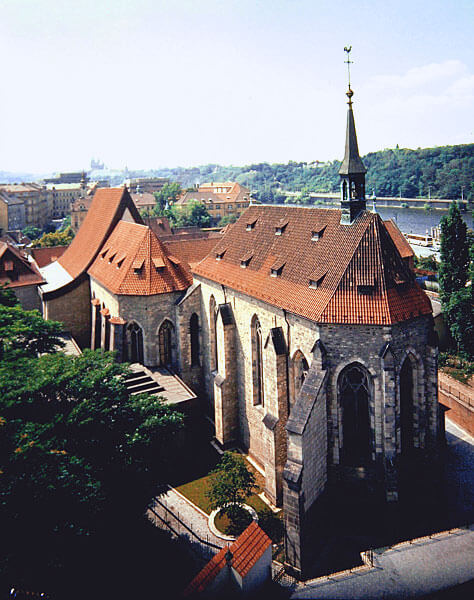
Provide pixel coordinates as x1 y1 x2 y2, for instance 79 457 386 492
338 363 372 465
210 296 218 372
125 322 144 364
190 313 200 367
251 316 264 406
158 320 174 367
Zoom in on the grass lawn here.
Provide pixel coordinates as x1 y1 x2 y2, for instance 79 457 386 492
176 455 269 515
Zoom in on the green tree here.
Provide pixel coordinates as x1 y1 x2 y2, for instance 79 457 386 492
152 182 181 216
0 345 184 590
438 202 470 305
207 452 256 523
31 226 75 248
168 200 212 228
0 304 64 360
22 226 42 240
0 283 20 307
218 214 238 227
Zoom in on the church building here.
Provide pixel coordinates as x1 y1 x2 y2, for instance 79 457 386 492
39 84 440 575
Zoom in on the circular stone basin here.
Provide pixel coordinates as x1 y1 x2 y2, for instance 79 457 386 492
208 504 258 541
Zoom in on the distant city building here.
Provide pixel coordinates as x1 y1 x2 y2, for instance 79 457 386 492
125 177 170 194
44 171 89 185
46 181 87 218
0 191 26 233
130 192 156 215
176 181 251 223
0 183 49 229
70 195 93 233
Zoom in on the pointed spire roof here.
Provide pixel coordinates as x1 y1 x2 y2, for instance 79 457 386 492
339 89 367 176
88 221 193 295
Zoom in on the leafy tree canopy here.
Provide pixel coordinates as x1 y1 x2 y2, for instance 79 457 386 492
207 452 256 522
152 182 181 216
439 202 470 305
31 226 75 248
21 226 42 240
168 200 212 228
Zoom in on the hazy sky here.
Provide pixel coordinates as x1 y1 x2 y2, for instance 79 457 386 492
0 0 473 173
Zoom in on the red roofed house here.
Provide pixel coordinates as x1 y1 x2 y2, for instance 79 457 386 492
183 521 272 597
0 242 44 310
38 85 441 577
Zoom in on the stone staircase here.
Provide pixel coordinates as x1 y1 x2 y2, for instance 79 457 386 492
124 369 165 396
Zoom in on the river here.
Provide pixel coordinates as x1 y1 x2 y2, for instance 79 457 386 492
373 206 473 235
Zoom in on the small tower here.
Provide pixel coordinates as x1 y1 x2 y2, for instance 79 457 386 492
340 47 367 225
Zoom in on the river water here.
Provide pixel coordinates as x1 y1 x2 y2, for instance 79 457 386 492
374 206 473 235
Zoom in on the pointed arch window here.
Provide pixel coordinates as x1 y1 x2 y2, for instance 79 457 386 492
190 313 200 367
400 356 416 455
251 316 264 406
210 296 218 372
338 363 372 465
125 322 144 364
158 320 174 367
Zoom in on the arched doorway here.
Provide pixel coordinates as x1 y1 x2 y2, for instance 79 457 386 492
158 320 174 367
338 363 372 466
125 322 144 364
400 357 415 455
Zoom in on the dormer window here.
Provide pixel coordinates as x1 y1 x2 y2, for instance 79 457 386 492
241 251 253 268
309 269 327 289
311 226 326 241
215 248 227 261
270 258 285 278
275 218 288 236
356 273 375 295
152 257 165 271
132 258 144 274
246 218 257 231
115 252 126 269
108 251 117 264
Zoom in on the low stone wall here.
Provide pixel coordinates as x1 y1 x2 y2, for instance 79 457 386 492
438 372 473 436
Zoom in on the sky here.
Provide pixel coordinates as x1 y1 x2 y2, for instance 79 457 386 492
0 0 473 174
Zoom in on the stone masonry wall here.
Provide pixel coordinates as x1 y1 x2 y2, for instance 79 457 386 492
43 278 91 348
176 285 203 391
439 372 473 436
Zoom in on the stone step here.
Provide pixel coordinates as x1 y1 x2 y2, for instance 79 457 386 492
130 383 166 395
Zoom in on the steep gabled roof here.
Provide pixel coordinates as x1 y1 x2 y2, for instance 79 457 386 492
384 219 414 259
57 187 142 279
88 221 192 295
193 205 432 325
0 242 44 288
163 237 219 269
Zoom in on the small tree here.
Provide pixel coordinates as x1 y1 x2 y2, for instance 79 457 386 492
207 452 256 523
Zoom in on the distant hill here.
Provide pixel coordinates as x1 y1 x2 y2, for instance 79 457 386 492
144 143 474 204
2 143 473 203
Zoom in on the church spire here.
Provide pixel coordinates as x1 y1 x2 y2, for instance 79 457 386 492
339 46 367 225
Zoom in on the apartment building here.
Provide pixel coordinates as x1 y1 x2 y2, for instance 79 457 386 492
0 184 49 229
176 181 251 224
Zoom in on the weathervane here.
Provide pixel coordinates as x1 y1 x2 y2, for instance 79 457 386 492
344 45 354 105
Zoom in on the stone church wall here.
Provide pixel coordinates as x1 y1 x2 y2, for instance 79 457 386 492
90 277 183 368
43 277 91 348
177 285 204 392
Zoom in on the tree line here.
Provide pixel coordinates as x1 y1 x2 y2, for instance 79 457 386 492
133 143 473 203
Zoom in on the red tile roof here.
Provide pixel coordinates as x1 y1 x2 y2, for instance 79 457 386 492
88 221 192 295
31 246 68 268
163 237 219 269
183 522 271 596
0 242 44 288
193 206 432 325
384 219 414 259
230 521 272 578
58 187 143 279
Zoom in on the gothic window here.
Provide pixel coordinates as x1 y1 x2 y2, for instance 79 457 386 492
251 316 264 406
338 363 372 466
190 313 200 367
158 320 174 367
125 322 144 364
210 296 218 372
104 315 110 351
400 356 416 455
290 350 309 408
